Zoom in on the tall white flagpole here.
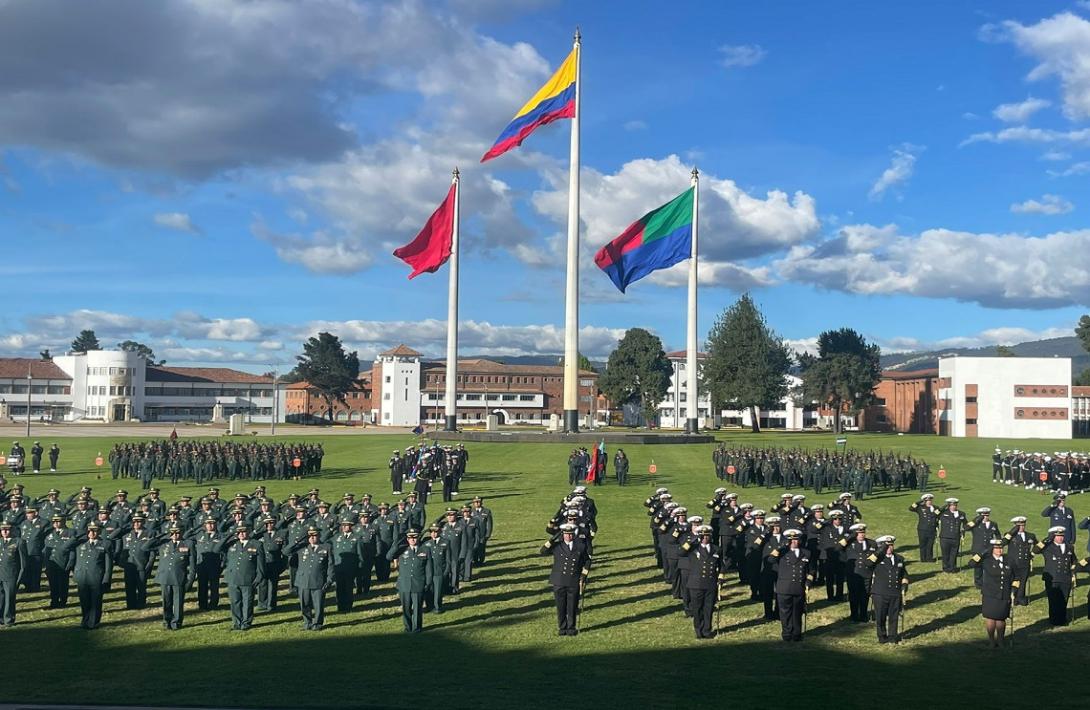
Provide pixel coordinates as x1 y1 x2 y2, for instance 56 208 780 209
686 167 699 434
444 167 460 431
563 28 582 433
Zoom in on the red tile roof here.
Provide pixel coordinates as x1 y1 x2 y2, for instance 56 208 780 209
666 350 708 359
146 366 272 384
1073 386 1090 397
379 344 422 357
0 358 71 380
421 359 597 377
880 368 939 381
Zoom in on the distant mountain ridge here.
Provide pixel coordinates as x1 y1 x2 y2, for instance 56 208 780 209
880 336 1088 376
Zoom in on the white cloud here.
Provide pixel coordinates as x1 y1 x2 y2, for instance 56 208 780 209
528 154 819 286
879 325 1073 353
775 223 1090 309
962 125 1090 146
153 211 201 234
998 12 1090 121
1047 160 1090 176
719 44 766 69
1010 194 1074 215
1041 150 1071 161
623 120 648 131
868 144 923 201
784 337 818 358
993 97 1051 123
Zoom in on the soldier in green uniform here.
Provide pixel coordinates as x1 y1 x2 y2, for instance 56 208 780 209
154 526 196 630
290 527 333 631
331 520 361 612
71 522 112 629
389 529 432 633
374 503 395 583
18 506 47 592
43 515 75 608
439 508 465 594
422 524 450 613
193 517 224 611
0 522 26 626
457 505 480 583
120 513 156 609
471 496 493 566
354 511 378 596
217 525 266 630
256 516 287 612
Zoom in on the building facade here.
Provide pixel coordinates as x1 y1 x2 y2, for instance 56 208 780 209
859 369 938 434
1074 385 1090 438
938 356 1072 439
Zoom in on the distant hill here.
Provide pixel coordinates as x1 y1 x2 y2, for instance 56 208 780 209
880 336 1089 376
419 354 608 371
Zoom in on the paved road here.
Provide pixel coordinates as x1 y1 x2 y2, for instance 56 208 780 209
0 423 412 438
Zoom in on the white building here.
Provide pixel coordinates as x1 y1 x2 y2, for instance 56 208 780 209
0 352 279 423
656 351 712 428
375 345 422 427
938 356 1072 439
720 374 812 429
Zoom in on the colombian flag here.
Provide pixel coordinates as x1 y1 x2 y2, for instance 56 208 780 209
594 188 694 293
481 49 577 162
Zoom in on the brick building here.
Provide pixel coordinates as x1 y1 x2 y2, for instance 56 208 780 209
859 369 938 434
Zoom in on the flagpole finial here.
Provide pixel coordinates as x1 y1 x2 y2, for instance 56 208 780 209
691 166 699 180
574 26 581 44
452 167 460 180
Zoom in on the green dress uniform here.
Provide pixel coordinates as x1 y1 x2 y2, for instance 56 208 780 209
193 528 224 610
120 526 157 609
439 518 465 593
155 535 197 629
354 519 379 595
389 539 432 633
18 515 47 592
72 535 113 629
0 532 27 626
257 526 287 611
331 529 362 612
471 503 494 565
422 533 450 613
218 533 266 630
457 515 480 583
43 526 75 608
291 537 334 630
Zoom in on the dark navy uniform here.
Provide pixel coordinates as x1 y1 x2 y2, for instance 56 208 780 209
540 530 591 636
864 542 908 643
908 498 939 562
679 531 722 639
767 541 811 641
1036 535 1078 626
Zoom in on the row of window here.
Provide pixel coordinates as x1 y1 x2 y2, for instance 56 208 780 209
0 384 70 395
423 393 538 402
87 367 131 376
144 387 274 397
88 385 134 396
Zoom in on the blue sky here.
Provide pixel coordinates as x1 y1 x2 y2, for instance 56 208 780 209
2 0 1090 370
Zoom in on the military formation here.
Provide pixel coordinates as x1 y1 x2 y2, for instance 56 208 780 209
990 448 1090 492
0 479 494 634
540 485 596 635
644 460 1090 646
712 444 934 497
388 443 471 502
566 446 630 486
101 440 325 488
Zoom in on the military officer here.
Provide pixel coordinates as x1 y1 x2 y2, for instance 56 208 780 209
354 511 379 596
864 535 908 644
331 520 361 612
120 513 156 609
155 526 196 629
679 524 722 639
18 506 47 592
540 522 591 636
389 529 432 633
217 525 266 630
767 528 812 642
1042 494 1076 543
966 507 999 589
843 523 874 622
1036 526 1078 626
470 496 493 566
0 522 26 626
43 515 75 608
439 508 465 594
1004 516 1037 606
30 442 43 474
48 443 60 473
72 523 112 629
256 515 287 611
908 493 940 562
969 538 1017 647
193 517 224 611
457 505 479 583
819 510 847 601
938 498 967 573
373 503 395 583
291 527 333 631
422 524 451 613
614 449 630 486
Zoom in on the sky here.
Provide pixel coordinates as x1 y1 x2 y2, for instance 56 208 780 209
3 0 1090 372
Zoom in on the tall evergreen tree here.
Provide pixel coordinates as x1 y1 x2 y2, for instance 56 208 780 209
798 328 881 435
598 328 673 427
70 329 101 353
703 294 792 433
117 340 165 365
294 332 360 423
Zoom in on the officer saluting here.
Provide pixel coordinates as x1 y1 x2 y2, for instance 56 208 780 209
1003 516 1037 607
540 522 591 636
1036 526 1078 626
217 525 266 630
679 524 722 639
767 528 811 642
908 493 940 562
290 527 334 631
969 537 1017 647
389 528 431 633
154 526 196 630
864 535 908 644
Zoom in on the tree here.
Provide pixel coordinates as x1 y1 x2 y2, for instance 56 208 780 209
117 340 165 365
559 352 597 373
1077 315 1090 353
995 345 1016 357
703 294 793 433
39 349 52 361
70 329 100 353
1075 368 1090 387
294 332 360 423
598 328 672 428
798 328 882 435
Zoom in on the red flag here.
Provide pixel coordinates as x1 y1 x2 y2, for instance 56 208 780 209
586 446 598 483
393 185 455 279
169 427 178 441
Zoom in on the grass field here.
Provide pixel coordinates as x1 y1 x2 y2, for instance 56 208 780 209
1 430 1089 708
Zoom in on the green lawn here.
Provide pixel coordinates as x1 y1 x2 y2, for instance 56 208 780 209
1 431 1089 708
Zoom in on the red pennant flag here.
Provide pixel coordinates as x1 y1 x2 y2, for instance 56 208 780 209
393 185 455 279
586 446 598 483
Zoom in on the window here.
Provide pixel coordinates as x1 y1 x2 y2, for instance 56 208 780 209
404 377 409 387
502 394 516 401
680 393 687 402
385 376 391 383
30 385 46 394
874 397 886 406
404 390 408 402
876 414 888 423
580 379 593 387
966 396 978 404
465 394 481 401
384 393 391 400
384 412 390 420
519 394 535 401
966 418 977 425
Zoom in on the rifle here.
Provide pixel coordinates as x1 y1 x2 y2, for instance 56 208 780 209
1071 571 1078 625
803 584 810 634
716 583 722 636
1008 590 1016 647
900 587 907 639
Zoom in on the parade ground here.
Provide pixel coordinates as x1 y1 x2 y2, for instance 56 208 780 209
2 430 1089 709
